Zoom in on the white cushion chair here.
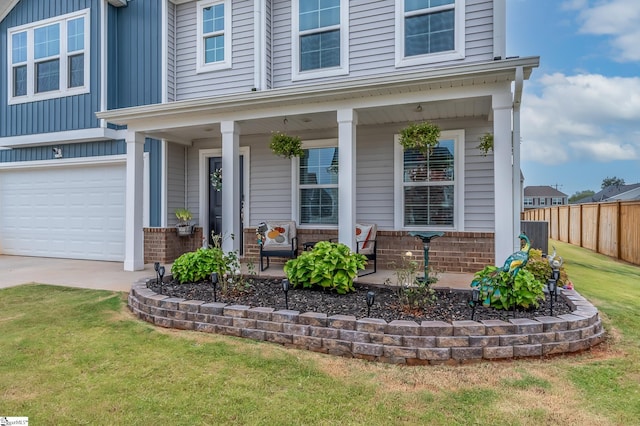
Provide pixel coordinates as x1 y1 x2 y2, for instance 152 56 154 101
259 220 298 271
355 223 377 276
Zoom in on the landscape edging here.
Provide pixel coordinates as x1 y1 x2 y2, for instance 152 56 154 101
128 278 605 365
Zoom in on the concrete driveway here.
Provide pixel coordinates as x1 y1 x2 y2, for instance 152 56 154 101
0 255 157 292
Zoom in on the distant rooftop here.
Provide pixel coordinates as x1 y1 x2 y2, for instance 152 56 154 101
524 186 567 197
573 183 640 204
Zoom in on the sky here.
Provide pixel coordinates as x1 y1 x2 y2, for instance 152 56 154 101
506 0 640 197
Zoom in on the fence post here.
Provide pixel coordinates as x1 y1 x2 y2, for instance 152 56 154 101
617 201 622 260
595 203 601 254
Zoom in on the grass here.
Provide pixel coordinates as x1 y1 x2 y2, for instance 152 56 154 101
0 240 639 425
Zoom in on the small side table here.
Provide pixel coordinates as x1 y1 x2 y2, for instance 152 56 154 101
303 241 317 251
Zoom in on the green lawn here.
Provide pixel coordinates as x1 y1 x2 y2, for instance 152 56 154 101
0 240 639 425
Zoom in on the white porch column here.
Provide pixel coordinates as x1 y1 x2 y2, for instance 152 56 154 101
221 121 241 253
124 130 145 271
493 92 515 265
337 108 357 249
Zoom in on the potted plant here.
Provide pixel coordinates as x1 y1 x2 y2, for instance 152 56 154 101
175 208 193 237
477 132 494 156
269 131 304 158
398 121 441 156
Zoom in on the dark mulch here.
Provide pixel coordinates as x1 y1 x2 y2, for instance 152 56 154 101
148 276 572 323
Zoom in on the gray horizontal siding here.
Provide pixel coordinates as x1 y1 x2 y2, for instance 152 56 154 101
0 0 101 137
272 0 495 88
176 120 495 233
167 142 186 227
167 2 176 102
174 0 256 101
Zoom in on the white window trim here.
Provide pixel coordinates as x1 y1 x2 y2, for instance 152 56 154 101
523 197 534 206
393 129 465 231
291 0 349 81
7 8 90 105
196 0 232 74
394 0 465 68
292 138 339 229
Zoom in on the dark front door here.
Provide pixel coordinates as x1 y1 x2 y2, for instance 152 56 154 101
208 156 244 252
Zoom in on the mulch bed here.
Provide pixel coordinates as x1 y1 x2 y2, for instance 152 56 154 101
148 276 573 323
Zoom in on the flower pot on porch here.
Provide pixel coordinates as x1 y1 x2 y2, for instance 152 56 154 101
176 224 194 237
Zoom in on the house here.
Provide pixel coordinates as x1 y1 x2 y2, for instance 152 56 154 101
0 0 539 273
523 186 568 210
573 184 640 204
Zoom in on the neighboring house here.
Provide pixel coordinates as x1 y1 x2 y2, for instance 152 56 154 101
0 0 539 273
523 186 568 210
608 186 640 201
573 184 640 204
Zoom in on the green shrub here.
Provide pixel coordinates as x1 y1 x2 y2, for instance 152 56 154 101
284 241 367 294
171 248 225 284
525 249 569 287
471 266 545 310
392 251 437 310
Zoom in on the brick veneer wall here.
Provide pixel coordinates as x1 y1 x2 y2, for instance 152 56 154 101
243 228 495 273
129 279 605 365
144 227 203 264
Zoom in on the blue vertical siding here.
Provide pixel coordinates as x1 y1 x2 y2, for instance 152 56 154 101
108 0 162 109
0 140 126 162
0 0 102 137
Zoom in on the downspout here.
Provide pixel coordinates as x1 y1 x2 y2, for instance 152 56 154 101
512 66 524 251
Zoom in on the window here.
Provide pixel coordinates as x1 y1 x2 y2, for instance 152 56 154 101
552 197 563 206
197 0 231 73
396 0 465 67
298 144 339 225
395 130 464 229
292 0 348 80
538 198 547 206
524 198 534 207
7 9 89 104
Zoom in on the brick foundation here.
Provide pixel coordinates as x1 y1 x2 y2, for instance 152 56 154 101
144 227 204 264
243 228 495 273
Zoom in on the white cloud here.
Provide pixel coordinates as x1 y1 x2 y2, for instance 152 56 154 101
521 73 640 164
575 0 640 62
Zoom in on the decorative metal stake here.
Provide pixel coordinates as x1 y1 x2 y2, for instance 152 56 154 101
211 272 219 303
154 262 160 285
282 279 290 310
366 291 375 317
408 232 444 283
158 265 165 292
470 288 480 320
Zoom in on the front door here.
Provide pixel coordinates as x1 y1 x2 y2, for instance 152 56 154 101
208 156 244 252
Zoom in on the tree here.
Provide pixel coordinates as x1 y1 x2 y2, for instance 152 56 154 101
601 176 625 189
569 190 595 203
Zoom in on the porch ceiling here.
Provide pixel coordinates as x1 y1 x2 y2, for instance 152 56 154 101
144 96 492 143
97 56 539 145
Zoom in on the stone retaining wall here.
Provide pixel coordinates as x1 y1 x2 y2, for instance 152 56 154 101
128 279 605 365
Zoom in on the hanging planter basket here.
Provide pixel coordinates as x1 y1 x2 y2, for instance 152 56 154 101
477 132 494 156
398 122 441 156
269 132 304 159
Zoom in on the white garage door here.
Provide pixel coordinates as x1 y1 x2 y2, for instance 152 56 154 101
0 163 126 261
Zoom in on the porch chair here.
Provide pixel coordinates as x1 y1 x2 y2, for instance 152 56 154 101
355 223 378 276
259 220 298 271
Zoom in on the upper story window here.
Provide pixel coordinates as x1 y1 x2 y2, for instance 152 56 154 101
196 0 231 73
524 197 534 207
552 197 564 206
395 0 465 68
8 9 90 104
294 139 339 226
538 198 547 206
292 0 349 81
394 130 464 230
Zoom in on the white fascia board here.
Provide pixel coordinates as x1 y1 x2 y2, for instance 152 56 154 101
0 128 127 148
0 0 20 22
0 154 126 170
97 56 540 125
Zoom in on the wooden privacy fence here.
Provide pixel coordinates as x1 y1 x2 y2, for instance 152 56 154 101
522 201 640 266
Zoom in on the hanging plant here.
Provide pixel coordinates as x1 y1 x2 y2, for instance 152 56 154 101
398 122 441 156
477 132 494 156
210 168 222 192
269 132 304 159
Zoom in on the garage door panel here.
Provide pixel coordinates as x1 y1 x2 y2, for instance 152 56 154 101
0 164 126 261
